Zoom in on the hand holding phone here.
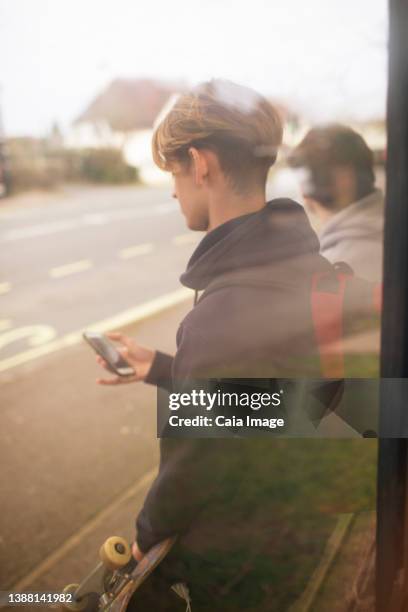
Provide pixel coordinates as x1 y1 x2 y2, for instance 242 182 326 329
84 330 156 385
83 331 136 377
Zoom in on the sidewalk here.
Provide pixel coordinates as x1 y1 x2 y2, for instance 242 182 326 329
0 298 192 595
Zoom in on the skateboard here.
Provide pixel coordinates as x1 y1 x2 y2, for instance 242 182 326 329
60 535 176 611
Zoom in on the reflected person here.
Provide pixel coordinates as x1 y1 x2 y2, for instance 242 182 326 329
288 124 384 282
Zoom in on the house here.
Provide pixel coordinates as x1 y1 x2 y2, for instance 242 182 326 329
66 78 183 183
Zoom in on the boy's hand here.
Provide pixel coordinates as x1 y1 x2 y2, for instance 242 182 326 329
96 332 156 385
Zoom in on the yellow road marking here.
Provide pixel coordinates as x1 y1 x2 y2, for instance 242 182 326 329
172 233 200 245
0 287 192 373
49 259 93 279
0 282 11 295
119 242 154 259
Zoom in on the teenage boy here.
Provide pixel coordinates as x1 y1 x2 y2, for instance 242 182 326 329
96 80 335 610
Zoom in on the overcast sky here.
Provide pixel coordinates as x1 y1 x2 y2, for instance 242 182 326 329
0 0 387 137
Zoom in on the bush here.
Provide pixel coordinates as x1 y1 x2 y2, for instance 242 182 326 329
73 148 139 183
5 139 139 194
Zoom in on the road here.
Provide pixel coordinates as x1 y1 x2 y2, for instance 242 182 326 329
0 184 202 365
0 184 202 592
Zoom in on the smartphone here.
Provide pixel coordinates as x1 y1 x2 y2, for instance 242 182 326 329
83 331 135 377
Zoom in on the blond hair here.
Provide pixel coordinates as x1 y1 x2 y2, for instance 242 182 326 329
152 80 283 192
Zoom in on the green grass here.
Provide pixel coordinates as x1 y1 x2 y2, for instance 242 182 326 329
169 355 379 610
175 436 377 610
345 354 380 377
179 352 379 610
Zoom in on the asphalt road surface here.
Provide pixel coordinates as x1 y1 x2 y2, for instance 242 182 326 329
0 184 202 364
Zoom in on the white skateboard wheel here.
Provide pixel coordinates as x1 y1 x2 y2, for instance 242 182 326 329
99 536 131 570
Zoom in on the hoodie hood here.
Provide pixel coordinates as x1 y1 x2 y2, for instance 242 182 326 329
180 198 325 291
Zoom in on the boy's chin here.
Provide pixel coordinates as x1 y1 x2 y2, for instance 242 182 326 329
187 218 209 232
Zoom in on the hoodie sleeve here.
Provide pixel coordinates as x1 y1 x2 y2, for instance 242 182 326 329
144 350 174 393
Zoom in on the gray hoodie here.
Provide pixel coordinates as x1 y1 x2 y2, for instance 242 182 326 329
319 189 384 282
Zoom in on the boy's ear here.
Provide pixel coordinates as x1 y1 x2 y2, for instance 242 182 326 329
188 147 208 186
